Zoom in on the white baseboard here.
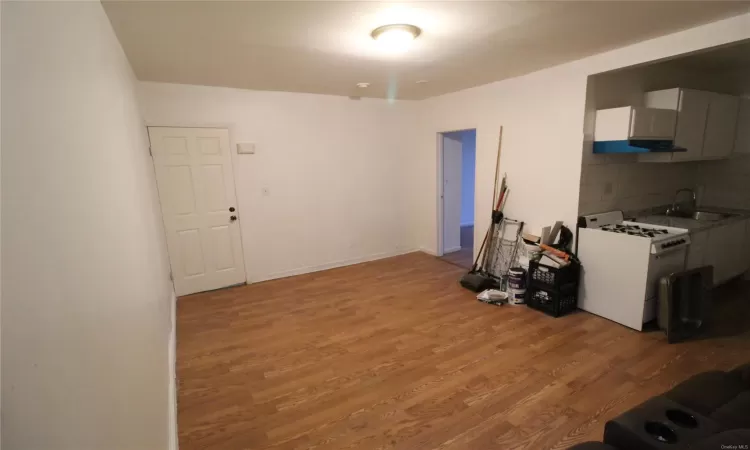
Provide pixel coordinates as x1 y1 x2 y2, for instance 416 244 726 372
419 247 438 256
444 246 462 254
460 222 474 227
254 248 418 282
168 291 178 450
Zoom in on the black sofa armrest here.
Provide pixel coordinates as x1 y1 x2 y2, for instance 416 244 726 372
681 428 750 449
664 370 748 418
730 363 750 386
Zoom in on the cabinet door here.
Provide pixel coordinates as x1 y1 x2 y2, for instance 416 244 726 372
744 219 750 277
672 89 711 162
630 107 676 140
734 98 750 155
702 93 740 159
706 225 730 285
639 88 681 163
725 220 748 280
706 222 745 285
686 230 708 270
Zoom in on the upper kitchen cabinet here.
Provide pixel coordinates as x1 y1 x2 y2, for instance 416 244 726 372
593 106 677 153
639 88 710 162
734 97 750 155
638 88 740 163
703 93 740 159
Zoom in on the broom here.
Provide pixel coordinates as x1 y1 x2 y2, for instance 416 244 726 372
460 127 505 292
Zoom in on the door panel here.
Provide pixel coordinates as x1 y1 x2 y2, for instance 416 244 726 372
672 89 710 162
702 93 740 159
442 135 463 254
197 136 221 155
149 127 246 296
202 165 228 211
177 229 205 277
164 166 196 214
735 99 750 154
164 136 189 155
211 226 235 271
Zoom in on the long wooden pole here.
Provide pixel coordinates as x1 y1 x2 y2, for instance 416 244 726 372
479 127 504 272
491 127 503 209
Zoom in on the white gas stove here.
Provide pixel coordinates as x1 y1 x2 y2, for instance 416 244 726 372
577 211 690 330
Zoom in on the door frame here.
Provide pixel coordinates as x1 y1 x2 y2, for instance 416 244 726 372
145 123 249 290
436 128 476 257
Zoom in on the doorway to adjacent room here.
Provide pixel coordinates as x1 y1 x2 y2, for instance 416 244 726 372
438 129 476 269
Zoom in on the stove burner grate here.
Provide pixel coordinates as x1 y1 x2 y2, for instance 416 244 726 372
600 224 671 238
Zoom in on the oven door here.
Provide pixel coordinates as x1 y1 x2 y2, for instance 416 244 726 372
643 247 688 323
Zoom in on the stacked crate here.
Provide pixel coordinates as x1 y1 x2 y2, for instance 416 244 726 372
526 260 580 317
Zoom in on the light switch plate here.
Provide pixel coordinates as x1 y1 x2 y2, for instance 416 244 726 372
237 143 255 154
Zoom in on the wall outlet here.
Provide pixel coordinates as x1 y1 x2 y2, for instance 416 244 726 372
237 143 255 154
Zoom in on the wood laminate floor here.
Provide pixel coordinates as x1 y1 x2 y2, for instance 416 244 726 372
177 252 750 450
440 247 473 270
440 225 474 269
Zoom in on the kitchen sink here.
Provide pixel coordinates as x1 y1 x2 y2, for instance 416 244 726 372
670 210 738 221
638 209 741 229
690 211 734 221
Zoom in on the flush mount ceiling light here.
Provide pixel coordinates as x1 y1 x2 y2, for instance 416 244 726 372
371 24 421 53
356 82 370 88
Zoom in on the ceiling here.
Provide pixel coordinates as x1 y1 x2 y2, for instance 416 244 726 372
103 1 750 100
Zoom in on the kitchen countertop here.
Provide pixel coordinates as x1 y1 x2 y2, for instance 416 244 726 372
636 207 750 233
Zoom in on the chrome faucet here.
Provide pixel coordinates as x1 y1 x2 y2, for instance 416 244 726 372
667 188 696 216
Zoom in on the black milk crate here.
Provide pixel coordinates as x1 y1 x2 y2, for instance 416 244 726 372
526 284 578 318
529 260 580 291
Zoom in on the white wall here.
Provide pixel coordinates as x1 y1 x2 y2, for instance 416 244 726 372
412 65 588 254
697 155 750 210
1 2 173 449
409 13 750 255
137 82 416 282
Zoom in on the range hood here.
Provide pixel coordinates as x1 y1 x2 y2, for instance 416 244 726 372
593 106 685 153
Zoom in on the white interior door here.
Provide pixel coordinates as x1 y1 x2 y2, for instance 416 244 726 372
149 127 246 296
442 134 462 254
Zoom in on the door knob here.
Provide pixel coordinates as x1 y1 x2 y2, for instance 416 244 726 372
229 207 235 212
230 215 237 221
